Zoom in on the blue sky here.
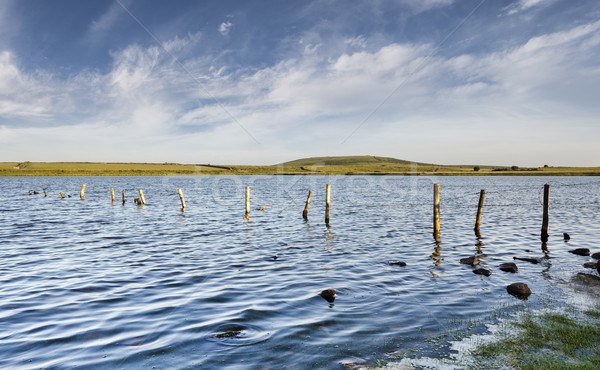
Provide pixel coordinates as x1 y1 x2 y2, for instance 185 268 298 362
0 0 599 166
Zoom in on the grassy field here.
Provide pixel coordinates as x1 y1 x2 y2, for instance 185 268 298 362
1 156 600 176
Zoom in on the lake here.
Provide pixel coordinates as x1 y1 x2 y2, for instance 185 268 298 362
1 175 599 368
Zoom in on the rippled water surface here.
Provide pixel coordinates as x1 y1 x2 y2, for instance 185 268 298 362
1 176 599 368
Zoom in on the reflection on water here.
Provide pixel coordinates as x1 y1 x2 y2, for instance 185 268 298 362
1 176 599 368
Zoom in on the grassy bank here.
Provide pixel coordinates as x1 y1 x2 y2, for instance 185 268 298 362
2 157 600 176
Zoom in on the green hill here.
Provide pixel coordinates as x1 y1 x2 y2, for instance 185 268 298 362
280 155 427 166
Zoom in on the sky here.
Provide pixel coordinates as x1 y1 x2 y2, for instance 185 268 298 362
0 0 599 166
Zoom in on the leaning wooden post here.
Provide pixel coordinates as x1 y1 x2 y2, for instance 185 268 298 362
245 186 250 219
80 184 86 199
541 184 549 242
325 184 331 225
433 183 440 239
178 188 186 209
139 189 146 205
474 189 485 232
60 192 65 199
303 190 312 219
111 188 115 203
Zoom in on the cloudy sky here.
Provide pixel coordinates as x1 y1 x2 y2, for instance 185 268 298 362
0 0 599 166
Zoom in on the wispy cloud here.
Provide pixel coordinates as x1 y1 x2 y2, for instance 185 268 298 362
504 0 551 15
218 21 232 36
87 0 131 41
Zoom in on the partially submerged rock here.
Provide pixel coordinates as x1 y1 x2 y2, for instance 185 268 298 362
583 262 598 269
473 268 491 277
460 256 479 266
507 282 531 299
569 248 590 256
591 252 600 260
320 289 336 303
339 357 370 369
388 260 407 267
513 257 540 264
500 262 518 273
563 233 571 240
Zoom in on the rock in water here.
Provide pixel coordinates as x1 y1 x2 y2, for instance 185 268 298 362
592 252 600 260
320 289 336 303
513 257 540 264
583 262 598 269
569 248 590 256
473 268 491 277
499 262 518 273
460 256 479 266
563 233 570 240
388 261 406 267
506 283 531 299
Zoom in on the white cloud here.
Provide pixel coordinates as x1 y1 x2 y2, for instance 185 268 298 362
504 0 551 15
87 0 130 41
218 21 232 36
344 35 367 48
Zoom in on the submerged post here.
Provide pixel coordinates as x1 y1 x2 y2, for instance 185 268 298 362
433 183 440 239
474 189 485 232
111 188 115 203
245 186 250 219
541 184 549 242
139 189 146 205
303 190 312 220
325 184 331 225
178 188 186 209
80 184 86 199
122 190 126 205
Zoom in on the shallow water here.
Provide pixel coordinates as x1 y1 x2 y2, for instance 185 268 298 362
1 175 599 368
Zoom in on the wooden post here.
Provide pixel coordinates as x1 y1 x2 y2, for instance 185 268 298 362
139 189 146 205
303 190 312 219
474 189 485 232
178 188 186 209
244 186 250 219
60 192 65 199
122 190 126 205
325 184 331 225
111 188 115 203
80 184 86 199
541 184 549 242
433 183 440 239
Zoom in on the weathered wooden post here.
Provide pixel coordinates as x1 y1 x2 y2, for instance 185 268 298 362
122 190 126 205
325 184 331 225
541 184 549 242
111 188 115 203
245 186 250 219
474 189 485 233
60 192 65 199
178 188 186 209
303 190 312 220
433 183 440 239
139 189 146 205
80 184 86 199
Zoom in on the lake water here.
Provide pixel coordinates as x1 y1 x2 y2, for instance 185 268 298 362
1 175 599 369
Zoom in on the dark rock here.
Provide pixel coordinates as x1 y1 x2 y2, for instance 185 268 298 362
473 268 491 277
388 260 407 267
513 257 540 264
506 282 531 299
592 252 600 260
214 327 244 338
500 262 518 273
569 248 590 256
563 233 570 240
33 191 39 195
272 255 278 260
460 256 479 266
583 262 598 269
320 289 336 303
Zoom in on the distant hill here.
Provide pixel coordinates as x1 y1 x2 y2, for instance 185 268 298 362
280 155 428 166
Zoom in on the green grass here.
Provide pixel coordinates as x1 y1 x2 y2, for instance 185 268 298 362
473 310 600 369
2 156 600 176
